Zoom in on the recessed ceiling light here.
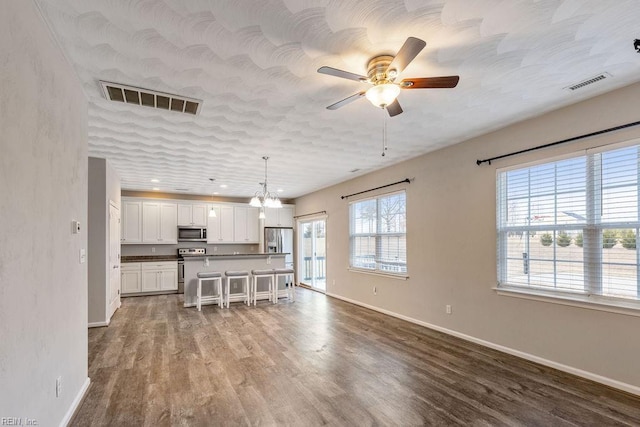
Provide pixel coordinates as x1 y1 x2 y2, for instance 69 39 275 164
277 189 284 193
213 192 219 195
220 184 228 188
150 179 159 183
152 187 160 191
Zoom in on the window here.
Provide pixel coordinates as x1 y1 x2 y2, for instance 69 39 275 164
350 191 407 275
497 141 640 307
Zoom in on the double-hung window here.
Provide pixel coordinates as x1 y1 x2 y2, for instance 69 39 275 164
497 141 640 307
349 191 407 275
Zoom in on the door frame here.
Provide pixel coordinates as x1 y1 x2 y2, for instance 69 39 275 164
296 215 327 293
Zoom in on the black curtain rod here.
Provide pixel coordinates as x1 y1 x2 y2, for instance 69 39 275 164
293 210 327 219
476 120 640 166
341 178 411 200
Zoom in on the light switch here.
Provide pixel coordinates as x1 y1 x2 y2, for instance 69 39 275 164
72 220 81 234
79 249 86 264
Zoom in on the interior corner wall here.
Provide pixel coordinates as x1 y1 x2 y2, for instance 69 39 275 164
88 157 121 326
0 0 89 424
88 157 108 324
294 82 640 392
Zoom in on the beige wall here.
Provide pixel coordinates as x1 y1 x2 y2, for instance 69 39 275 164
295 82 640 391
0 0 89 424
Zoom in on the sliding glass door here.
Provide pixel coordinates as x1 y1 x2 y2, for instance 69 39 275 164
299 218 326 292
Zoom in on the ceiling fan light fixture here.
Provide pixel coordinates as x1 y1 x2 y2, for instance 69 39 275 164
366 83 400 108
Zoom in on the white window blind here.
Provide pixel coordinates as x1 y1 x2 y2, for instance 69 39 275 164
350 191 407 275
497 142 640 304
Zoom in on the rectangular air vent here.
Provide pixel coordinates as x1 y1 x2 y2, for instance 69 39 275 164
564 73 611 92
99 81 202 115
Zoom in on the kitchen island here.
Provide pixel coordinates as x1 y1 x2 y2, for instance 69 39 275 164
182 253 287 307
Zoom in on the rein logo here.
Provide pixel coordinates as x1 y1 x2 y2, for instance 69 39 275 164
1 418 38 426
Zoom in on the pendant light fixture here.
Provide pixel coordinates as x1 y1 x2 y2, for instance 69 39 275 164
208 178 217 218
249 157 282 209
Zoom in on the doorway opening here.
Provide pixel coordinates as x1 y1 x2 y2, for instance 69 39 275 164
298 218 326 292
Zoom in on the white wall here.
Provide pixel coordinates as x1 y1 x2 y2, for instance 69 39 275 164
0 1 89 424
88 157 120 325
295 82 640 393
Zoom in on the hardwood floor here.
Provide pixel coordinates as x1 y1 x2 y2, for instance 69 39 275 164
73 288 640 426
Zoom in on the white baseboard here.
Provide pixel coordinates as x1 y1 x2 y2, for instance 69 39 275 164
326 292 640 397
60 377 90 427
88 320 109 328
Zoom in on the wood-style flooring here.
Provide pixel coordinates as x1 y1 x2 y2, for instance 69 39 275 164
73 288 640 426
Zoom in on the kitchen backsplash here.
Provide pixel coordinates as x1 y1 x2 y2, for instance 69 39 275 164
121 242 260 256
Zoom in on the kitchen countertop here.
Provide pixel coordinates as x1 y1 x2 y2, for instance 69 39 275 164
121 255 180 263
181 252 288 259
121 253 288 262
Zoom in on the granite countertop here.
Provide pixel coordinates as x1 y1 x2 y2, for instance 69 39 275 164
181 252 288 259
121 255 180 263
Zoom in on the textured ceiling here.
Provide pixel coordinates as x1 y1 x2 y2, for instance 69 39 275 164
34 0 640 198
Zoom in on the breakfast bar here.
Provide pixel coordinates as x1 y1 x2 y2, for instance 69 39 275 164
182 253 287 307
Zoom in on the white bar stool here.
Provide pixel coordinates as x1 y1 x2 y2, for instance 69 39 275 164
196 271 223 311
251 269 275 306
224 270 250 308
273 268 295 303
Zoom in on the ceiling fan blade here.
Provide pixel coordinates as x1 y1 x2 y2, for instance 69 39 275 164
386 99 403 117
318 66 368 82
387 37 426 74
326 92 366 110
400 76 460 89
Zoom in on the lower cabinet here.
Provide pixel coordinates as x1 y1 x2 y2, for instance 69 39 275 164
121 263 142 294
122 261 177 295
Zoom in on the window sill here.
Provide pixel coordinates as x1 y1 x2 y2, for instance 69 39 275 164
494 286 640 318
348 268 409 280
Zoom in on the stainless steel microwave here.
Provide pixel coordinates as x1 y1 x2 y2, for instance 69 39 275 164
177 226 207 242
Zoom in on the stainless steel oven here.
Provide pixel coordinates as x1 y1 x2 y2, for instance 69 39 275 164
177 248 206 293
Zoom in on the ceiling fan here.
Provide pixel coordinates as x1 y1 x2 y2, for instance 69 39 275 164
318 37 459 117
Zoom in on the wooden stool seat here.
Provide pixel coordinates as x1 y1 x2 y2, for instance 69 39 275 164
251 269 275 306
273 268 295 303
196 271 223 311
225 270 250 307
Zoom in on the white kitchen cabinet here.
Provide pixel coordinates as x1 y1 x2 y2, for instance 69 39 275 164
178 203 207 226
234 206 260 243
264 205 294 227
121 263 142 294
141 261 177 292
121 200 142 243
207 205 234 243
142 202 177 244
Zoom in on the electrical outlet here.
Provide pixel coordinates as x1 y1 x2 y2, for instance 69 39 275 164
446 305 452 315
151 247 156 253
214 246 218 252
373 286 377 295
56 376 62 397
332 279 335 286
204 258 209 267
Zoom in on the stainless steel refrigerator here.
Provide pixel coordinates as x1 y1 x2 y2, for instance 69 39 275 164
264 227 294 268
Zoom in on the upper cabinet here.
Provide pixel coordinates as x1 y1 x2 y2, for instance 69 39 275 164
122 197 287 245
177 203 207 226
234 206 259 243
207 205 234 243
121 200 142 243
264 205 294 227
142 202 177 244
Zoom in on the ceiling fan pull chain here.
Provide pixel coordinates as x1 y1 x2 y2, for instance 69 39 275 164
382 110 388 157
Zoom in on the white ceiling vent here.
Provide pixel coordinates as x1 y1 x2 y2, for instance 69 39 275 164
564 73 612 92
99 81 202 115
